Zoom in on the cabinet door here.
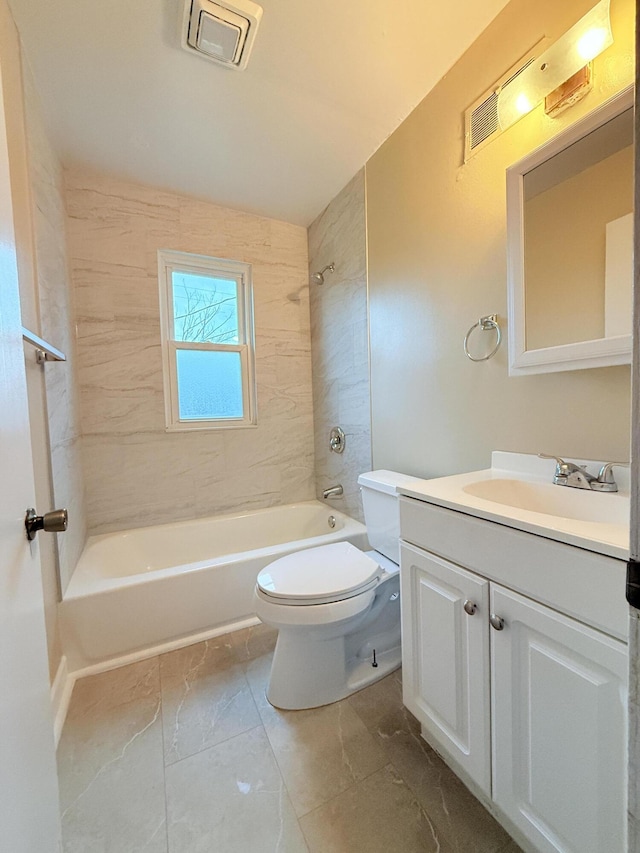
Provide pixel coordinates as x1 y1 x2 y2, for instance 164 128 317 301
400 543 491 794
491 585 627 853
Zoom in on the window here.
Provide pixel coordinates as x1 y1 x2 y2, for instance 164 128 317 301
158 250 256 430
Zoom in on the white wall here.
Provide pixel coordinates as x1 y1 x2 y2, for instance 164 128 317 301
366 0 634 478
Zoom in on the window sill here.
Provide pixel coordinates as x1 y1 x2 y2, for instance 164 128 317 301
165 420 258 433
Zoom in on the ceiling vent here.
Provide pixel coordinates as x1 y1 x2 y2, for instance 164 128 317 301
464 40 546 162
182 0 263 70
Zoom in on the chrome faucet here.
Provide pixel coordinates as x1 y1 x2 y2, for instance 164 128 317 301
538 454 619 492
322 484 343 499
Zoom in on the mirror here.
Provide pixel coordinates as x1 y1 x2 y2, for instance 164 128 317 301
506 85 633 375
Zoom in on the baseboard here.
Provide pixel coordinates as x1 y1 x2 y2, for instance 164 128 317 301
68 615 261 683
51 655 75 748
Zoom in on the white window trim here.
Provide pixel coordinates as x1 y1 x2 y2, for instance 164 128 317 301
158 249 257 431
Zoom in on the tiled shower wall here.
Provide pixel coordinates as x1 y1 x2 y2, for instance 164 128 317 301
308 170 371 522
66 169 315 534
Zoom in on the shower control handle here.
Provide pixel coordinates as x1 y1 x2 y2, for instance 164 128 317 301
25 507 68 541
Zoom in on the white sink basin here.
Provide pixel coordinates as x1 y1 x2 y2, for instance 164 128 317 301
462 478 629 526
397 451 630 559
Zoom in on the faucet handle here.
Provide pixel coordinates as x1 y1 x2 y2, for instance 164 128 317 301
538 453 570 475
597 462 617 484
591 462 621 492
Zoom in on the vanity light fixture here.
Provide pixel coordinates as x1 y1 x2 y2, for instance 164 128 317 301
497 0 612 130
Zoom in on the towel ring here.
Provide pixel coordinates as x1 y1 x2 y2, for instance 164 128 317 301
464 314 501 362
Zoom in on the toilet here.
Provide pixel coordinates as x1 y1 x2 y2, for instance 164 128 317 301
253 470 421 710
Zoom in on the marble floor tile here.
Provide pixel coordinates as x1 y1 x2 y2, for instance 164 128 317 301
299 764 454 853
160 637 261 765
165 726 308 853
230 621 278 663
66 656 160 717
58 629 520 853
349 673 515 853
57 659 167 852
246 653 388 817
498 842 525 853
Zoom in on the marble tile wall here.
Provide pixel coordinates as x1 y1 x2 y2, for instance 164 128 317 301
308 170 371 522
66 169 315 533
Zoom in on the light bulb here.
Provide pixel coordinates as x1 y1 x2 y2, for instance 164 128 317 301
515 93 533 116
577 27 609 61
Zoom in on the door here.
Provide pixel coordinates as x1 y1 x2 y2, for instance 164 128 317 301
400 542 491 794
0 51 62 853
491 584 627 853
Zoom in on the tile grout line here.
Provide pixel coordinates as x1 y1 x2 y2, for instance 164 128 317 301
347 691 516 853
240 658 308 835
156 653 171 853
296 761 398 821
254 709 310 852
162 722 265 770
345 678 466 853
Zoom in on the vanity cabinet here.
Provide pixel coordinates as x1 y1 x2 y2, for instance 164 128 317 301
399 496 628 853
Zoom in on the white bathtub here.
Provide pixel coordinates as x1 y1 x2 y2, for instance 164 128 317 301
60 501 368 669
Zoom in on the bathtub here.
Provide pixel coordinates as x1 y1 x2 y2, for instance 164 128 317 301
60 501 368 669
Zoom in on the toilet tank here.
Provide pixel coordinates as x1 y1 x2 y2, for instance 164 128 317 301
357 470 424 565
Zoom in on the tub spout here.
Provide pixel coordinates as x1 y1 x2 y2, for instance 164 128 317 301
323 485 343 499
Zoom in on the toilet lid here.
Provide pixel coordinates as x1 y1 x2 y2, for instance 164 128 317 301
257 542 381 603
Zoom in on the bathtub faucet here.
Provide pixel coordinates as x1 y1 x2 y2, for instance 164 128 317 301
323 484 343 499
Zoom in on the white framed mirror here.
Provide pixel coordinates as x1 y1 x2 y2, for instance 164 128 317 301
506 85 633 375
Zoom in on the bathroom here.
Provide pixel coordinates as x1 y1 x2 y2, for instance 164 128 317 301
1 0 638 850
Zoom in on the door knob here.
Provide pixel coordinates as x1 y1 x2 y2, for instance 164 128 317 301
489 614 505 631
25 507 68 541
463 600 477 615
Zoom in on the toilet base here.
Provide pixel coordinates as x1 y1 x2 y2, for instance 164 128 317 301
266 631 401 710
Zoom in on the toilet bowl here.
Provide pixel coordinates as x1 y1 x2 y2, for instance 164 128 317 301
253 470 422 710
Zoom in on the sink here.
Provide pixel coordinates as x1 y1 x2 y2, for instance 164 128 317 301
462 478 629 526
396 451 630 559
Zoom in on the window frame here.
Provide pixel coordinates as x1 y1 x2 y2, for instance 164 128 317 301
158 249 257 431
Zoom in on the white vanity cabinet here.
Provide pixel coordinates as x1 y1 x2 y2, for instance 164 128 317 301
399 495 628 853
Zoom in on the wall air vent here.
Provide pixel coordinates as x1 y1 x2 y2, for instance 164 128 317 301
182 0 263 71
464 41 546 162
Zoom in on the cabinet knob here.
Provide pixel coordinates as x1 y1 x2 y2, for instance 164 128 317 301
463 600 477 615
489 614 505 631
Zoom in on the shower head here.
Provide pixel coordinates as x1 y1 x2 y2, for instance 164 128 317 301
311 263 335 285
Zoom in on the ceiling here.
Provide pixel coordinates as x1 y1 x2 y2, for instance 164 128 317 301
9 0 510 226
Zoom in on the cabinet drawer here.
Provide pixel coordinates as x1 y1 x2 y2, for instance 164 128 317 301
399 496 628 641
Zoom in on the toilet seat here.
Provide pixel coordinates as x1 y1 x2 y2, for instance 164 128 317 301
256 541 381 606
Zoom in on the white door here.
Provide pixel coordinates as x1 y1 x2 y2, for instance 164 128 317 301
0 55 62 853
491 584 627 853
400 542 491 794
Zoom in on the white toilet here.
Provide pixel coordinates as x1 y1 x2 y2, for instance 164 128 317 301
254 470 421 710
